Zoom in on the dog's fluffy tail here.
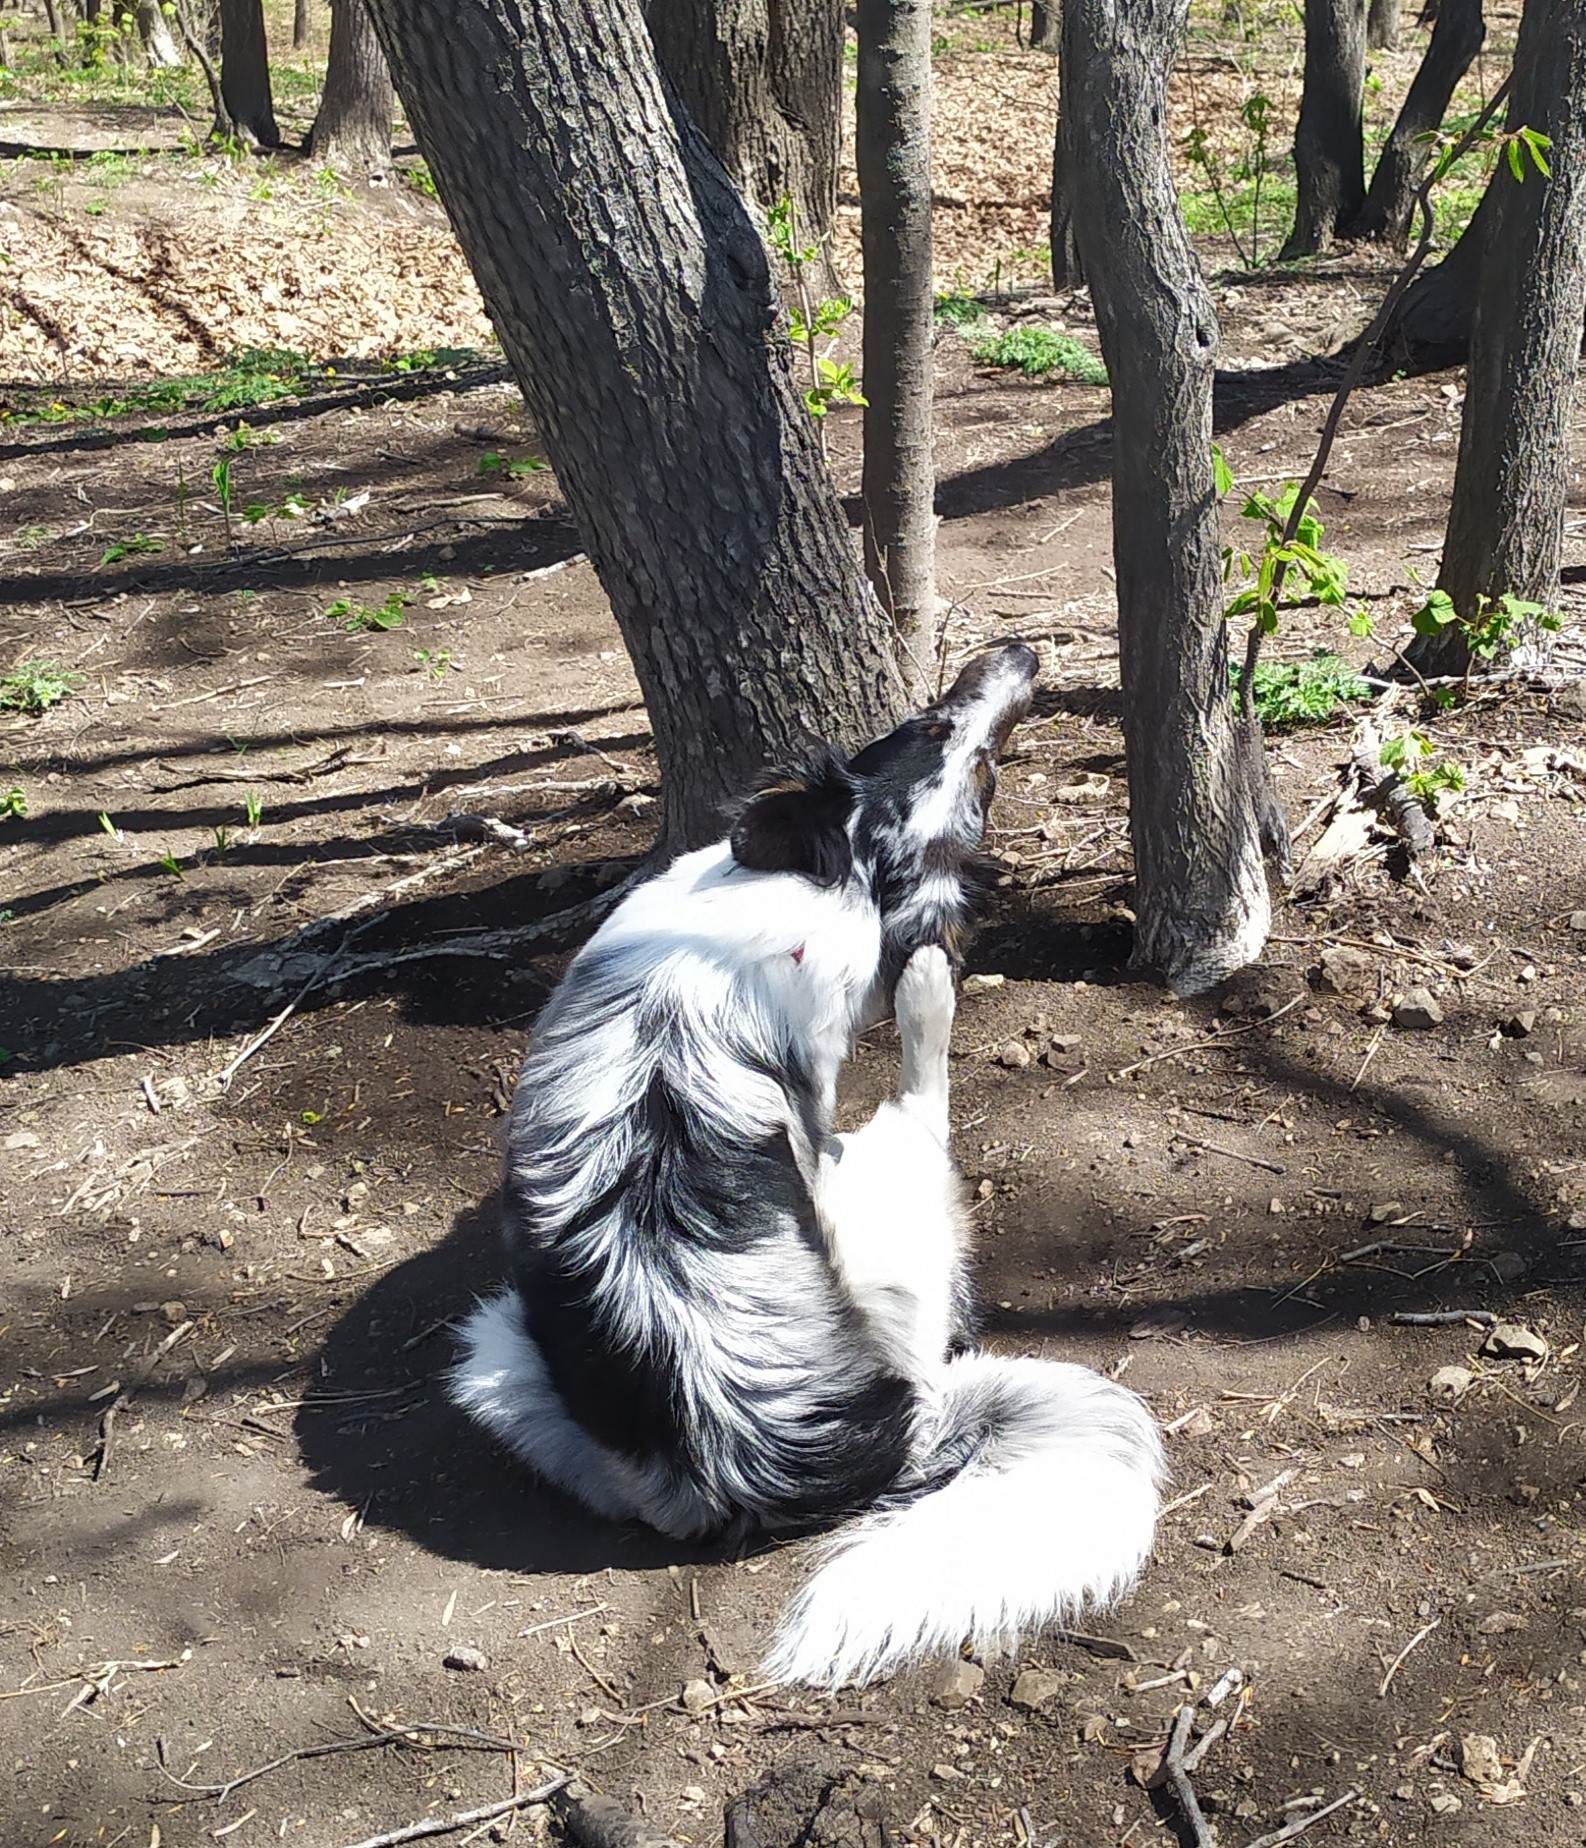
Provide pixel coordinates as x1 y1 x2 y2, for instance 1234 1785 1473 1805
763 1353 1163 1689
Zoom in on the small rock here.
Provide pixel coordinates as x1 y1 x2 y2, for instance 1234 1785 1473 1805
344 1180 369 1211
931 1763 965 1782
1555 683 1586 720
161 1300 188 1326
1476 1611 1528 1635
1268 1198 1285 1215
1079 1712 1109 1743
931 1659 985 1711
1518 963 1540 983
680 1677 716 1714
975 1177 995 1201
1429 1792 1463 1815
1316 945 1373 994
961 972 1005 994
997 1041 1031 1070
1368 1200 1405 1224
679 1786 707 1806
1446 942 1480 970
1009 1667 1067 1712
1482 1323 1549 1362
1505 1010 1538 1037
1393 1784 1416 1801
4 1130 41 1150
1173 1407 1216 1438
1460 1735 1504 1786
1429 1365 1475 1402
1487 1250 1529 1282
1393 987 1444 1030
1567 910 1586 932
443 1647 488 1672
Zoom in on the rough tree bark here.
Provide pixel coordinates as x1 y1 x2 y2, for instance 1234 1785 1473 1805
1281 0 1368 257
1062 0 1272 993
1347 0 1483 244
646 0 844 256
219 0 280 146
359 0 904 851
309 0 393 175
1368 0 1400 46
1030 0 1060 50
132 0 182 65
857 0 936 686
294 0 312 46
1411 0 1586 675
1050 117 1086 289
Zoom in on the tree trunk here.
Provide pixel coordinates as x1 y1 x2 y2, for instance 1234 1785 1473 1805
219 0 280 146
134 0 181 64
857 0 936 688
309 0 393 174
1030 0 1059 50
1411 0 1586 676
294 0 312 45
358 0 904 852
1050 116 1085 289
1281 0 1368 258
1367 0 1400 46
646 0 844 258
1061 0 1271 994
1347 0 1483 244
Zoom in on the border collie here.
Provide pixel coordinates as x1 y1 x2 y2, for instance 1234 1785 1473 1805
449 642 1162 1687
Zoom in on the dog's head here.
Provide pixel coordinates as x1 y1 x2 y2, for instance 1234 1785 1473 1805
731 641 1040 973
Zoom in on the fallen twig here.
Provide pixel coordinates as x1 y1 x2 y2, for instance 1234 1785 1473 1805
1162 1703 1218 1848
1243 1787 1361 1848
90 1319 194 1482
1389 1309 1496 1328
1378 1619 1439 1698
1112 997 1305 1079
1175 1136 1285 1176
342 1778 569 1848
211 941 348 1091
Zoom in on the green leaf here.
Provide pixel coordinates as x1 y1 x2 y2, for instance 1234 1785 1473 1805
1212 444 1234 498
1507 138 1525 182
1410 590 1457 636
1347 607 1374 638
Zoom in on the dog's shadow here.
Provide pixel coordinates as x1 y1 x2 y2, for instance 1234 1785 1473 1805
294 1193 752 1574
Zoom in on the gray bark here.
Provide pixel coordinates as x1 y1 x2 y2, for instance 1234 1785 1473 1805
309 0 393 175
646 0 844 255
857 0 936 687
1281 0 1368 257
134 0 182 64
358 0 905 852
1030 0 1059 49
294 0 312 45
1368 0 1400 46
1061 0 1271 994
1413 0 1586 675
1348 0 1483 244
1050 115 1085 289
219 0 279 146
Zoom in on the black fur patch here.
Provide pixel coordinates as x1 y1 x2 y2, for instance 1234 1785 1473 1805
730 752 856 886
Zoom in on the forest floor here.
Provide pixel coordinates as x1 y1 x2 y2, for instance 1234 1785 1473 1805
6 6 1586 1848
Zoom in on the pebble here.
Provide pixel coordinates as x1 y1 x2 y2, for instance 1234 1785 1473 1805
931 1659 985 1710
1506 1010 1538 1037
1368 1200 1404 1224
1568 911 1586 932
961 972 1005 994
1460 1735 1504 1785
1429 1365 1474 1402
1487 1250 1528 1282
1393 987 1443 1030
1429 1792 1462 1815
1173 1407 1215 1437
443 1646 488 1672
1009 1667 1066 1712
998 1041 1032 1070
680 1677 715 1714
1315 945 1372 993
1476 1610 1528 1635
1482 1322 1549 1363
161 1300 188 1326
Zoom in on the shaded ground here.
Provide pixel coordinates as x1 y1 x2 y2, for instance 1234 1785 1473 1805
4 6 1586 1848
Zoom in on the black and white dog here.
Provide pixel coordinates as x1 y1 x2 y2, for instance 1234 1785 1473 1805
450 643 1162 1687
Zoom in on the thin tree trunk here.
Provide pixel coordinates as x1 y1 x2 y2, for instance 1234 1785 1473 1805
173 0 237 137
219 0 280 146
1050 116 1085 289
1347 0 1483 244
359 0 904 852
1281 0 1368 258
857 0 936 687
1367 0 1400 46
1411 0 1586 676
647 0 844 260
1062 0 1271 994
294 0 312 45
133 0 181 64
1030 0 1059 50
309 0 393 174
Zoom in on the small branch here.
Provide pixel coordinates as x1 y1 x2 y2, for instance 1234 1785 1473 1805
1162 1703 1218 1848
1378 1618 1440 1697
91 1319 194 1482
1389 1309 1496 1327
1175 1136 1285 1176
1243 1788 1361 1848
1111 995 1305 1079
342 1779 569 1848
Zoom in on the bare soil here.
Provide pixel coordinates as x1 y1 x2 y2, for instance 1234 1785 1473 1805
4 9 1586 1848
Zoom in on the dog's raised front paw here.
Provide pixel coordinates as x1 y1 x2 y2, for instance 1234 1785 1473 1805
895 944 954 1047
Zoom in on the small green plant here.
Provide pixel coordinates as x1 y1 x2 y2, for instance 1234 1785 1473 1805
1232 652 1373 727
477 451 548 478
98 811 120 838
100 532 162 565
414 648 454 679
0 660 83 714
402 159 439 200
211 456 235 540
243 491 309 526
766 195 865 433
969 325 1108 384
220 421 279 453
0 786 27 819
1381 729 1466 810
243 793 264 828
157 848 184 878
212 825 233 855
933 291 990 331
1219 470 1352 636
1410 587 1563 667
1183 90 1277 269
333 592 411 632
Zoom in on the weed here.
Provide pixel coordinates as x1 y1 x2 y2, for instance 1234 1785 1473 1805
243 491 309 526
933 291 990 330
15 526 50 550
100 532 162 566
1410 587 1563 670
157 848 184 878
243 793 264 828
402 159 439 200
0 660 83 714
1232 652 1372 727
98 811 119 837
334 592 411 633
767 195 865 432
1183 90 1279 269
969 326 1108 384
0 786 27 819
1381 729 1466 811
220 422 280 453
414 648 454 679
477 451 548 478
212 826 232 855
211 457 234 540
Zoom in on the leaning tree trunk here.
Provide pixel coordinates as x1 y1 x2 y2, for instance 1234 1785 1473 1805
857 0 936 689
1367 0 1400 46
1062 0 1271 994
1281 0 1368 258
359 0 904 851
1030 0 1060 50
1050 117 1086 289
1346 0 1483 244
219 0 280 146
309 0 393 174
646 0 844 262
1410 0 1586 676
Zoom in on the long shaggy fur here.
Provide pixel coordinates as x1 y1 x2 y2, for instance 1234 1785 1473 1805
447 644 1164 1686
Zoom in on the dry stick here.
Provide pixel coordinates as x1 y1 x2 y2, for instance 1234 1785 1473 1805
212 939 350 1091
1390 1308 1496 1327
341 1778 570 1848
1243 1788 1361 1848
1111 994 1306 1079
91 1319 193 1482
1162 1703 1218 1848
1236 74 1516 711
1378 1618 1440 1697
1175 1136 1285 1175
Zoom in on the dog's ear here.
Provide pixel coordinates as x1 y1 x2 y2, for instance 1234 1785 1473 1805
730 756 855 886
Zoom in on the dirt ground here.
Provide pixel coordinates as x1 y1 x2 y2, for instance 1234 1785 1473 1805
6 7 1586 1848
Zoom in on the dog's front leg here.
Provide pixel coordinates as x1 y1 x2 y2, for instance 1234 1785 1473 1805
895 944 955 1146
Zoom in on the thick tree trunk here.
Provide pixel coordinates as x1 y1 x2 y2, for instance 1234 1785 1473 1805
294 0 312 45
1411 0 1586 676
1030 0 1059 50
136 0 182 64
1062 0 1271 994
857 0 936 687
1347 0 1483 244
646 0 843 257
219 0 280 146
1281 0 1368 258
359 0 904 852
309 0 393 175
1367 0 1400 46
1050 116 1085 289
